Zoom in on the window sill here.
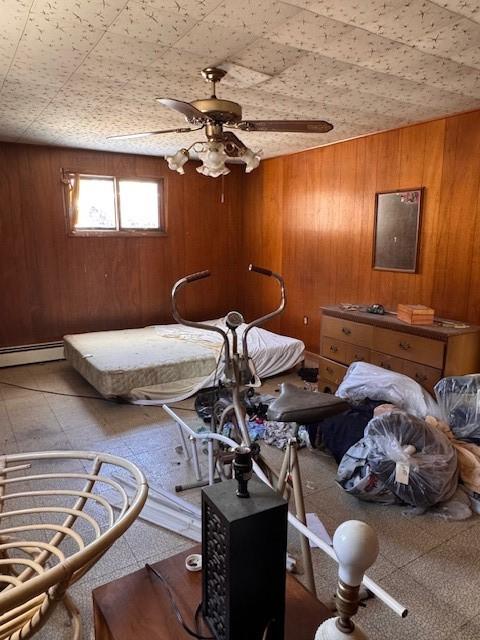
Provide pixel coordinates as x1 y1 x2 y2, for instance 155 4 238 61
68 229 168 238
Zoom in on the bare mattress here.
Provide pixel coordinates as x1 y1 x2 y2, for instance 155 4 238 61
63 320 305 404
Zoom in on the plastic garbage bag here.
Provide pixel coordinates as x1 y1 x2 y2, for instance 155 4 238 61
425 415 480 494
434 374 480 443
336 362 440 418
311 399 382 463
428 486 473 521
401 486 473 521
364 410 458 508
336 440 399 504
467 489 480 515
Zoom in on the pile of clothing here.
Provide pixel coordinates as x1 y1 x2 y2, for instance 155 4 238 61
310 363 480 518
194 385 309 450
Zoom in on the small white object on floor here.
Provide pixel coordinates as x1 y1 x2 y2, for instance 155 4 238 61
306 513 333 548
286 553 297 573
185 554 202 572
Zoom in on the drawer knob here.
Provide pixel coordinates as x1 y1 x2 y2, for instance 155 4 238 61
415 373 427 383
354 355 364 361
330 345 338 353
399 341 411 351
342 327 352 335
326 367 334 374
380 362 392 370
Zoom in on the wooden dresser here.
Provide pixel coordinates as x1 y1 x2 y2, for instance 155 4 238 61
318 305 480 395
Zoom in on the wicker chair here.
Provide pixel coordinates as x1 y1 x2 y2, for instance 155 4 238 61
0 450 148 640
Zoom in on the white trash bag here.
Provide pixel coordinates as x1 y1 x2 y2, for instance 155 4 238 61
336 362 440 419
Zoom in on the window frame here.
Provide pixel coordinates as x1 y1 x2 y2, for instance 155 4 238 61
62 170 167 237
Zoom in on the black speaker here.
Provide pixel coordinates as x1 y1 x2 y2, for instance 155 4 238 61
202 477 288 640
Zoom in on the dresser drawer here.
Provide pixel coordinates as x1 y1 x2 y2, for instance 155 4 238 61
370 351 405 374
321 337 348 363
322 316 373 347
319 357 348 385
373 328 444 368
345 344 370 365
402 361 442 394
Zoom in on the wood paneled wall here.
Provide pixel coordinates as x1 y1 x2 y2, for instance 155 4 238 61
0 143 243 347
2 109 479 351
241 110 480 352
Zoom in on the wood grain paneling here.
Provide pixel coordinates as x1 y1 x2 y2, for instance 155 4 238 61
0 143 243 347
240 160 284 333
241 110 480 352
2 109 480 352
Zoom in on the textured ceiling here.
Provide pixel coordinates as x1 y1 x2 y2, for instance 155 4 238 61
1 0 479 160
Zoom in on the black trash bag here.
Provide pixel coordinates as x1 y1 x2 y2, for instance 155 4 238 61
308 399 383 463
434 375 480 443
363 411 458 508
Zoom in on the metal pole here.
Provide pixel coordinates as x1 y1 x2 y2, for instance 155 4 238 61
208 440 214 485
177 422 191 461
189 436 202 482
289 440 316 596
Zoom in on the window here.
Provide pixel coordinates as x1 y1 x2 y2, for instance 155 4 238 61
63 171 165 236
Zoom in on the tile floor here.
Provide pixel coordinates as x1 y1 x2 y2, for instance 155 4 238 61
0 360 479 639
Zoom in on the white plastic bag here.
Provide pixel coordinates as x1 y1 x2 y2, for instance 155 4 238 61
336 362 440 418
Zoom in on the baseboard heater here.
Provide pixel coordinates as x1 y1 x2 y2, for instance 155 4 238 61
0 341 65 368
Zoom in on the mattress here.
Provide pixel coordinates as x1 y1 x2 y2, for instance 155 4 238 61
64 320 304 404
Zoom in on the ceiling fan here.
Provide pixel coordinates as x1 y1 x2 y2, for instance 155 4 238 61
109 67 334 177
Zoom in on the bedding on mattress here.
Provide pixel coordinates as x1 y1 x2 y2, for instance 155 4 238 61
64 319 304 404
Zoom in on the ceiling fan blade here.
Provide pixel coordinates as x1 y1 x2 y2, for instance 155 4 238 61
108 126 202 140
234 120 333 133
156 98 209 123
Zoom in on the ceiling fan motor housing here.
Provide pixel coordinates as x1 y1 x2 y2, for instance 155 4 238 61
190 98 242 124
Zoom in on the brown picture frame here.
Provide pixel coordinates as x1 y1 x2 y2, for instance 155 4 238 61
372 188 424 273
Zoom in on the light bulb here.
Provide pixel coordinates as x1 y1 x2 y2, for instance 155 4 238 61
333 520 379 587
165 149 189 174
241 147 262 173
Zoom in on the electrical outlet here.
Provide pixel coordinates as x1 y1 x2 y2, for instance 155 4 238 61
303 316 309 325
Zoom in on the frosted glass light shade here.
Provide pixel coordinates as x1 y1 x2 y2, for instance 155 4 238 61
241 147 262 173
197 142 230 178
165 149 189 174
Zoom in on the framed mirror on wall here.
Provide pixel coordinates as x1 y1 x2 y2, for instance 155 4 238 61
372 188 424 273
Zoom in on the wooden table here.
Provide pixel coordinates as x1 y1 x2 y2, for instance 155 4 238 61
93 547 331 640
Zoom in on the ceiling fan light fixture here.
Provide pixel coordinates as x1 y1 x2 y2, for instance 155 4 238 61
112 67 333 176
241 147 262 173
196 142 230 178
165 148 189 174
